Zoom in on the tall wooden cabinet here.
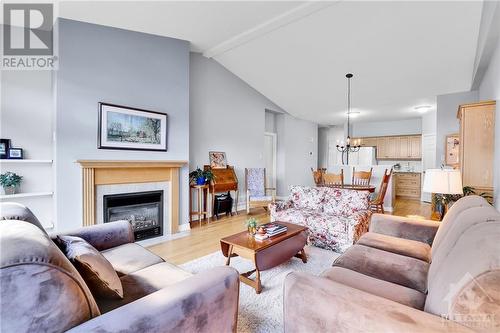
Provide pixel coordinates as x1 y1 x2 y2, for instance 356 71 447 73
457 100 496 198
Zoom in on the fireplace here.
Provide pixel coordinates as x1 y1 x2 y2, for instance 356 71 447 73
103 190 163 241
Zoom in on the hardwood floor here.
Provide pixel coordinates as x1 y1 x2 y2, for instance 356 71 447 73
148 198 431 265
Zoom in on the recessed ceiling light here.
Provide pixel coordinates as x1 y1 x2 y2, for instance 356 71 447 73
414 105 432 113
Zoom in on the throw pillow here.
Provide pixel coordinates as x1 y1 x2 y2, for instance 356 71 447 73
56 235 123 299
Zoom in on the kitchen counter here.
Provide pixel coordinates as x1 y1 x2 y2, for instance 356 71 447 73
393 170 421 174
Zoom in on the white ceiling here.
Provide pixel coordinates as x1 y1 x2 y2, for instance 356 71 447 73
59 1 303 52
58 1 484 125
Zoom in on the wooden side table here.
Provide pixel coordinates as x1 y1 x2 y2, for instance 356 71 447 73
189 184 209 226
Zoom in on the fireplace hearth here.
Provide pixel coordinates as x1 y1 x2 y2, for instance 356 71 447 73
103 190 163 241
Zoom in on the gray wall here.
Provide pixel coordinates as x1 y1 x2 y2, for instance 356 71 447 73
189 53 286 207
436 90 478 166
56 19 190 231
422 110 437 135
265 110 278 133
0 66 55 228
478 35 500 210
318 127 329 168
276 113 318 196
351 118 422 137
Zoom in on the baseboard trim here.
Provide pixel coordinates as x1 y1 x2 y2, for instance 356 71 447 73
178 223 191 232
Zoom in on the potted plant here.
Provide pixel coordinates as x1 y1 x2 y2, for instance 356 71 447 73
0 171 23 195
245 217 258 235
189 167 215 185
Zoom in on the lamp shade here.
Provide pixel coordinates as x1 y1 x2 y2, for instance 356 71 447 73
423 169 463 194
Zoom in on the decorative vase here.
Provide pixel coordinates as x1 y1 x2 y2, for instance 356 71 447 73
196 177 206 185
4 186 16 195
247 226 256 235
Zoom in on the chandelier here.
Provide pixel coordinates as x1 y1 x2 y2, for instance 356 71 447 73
336 73 360 165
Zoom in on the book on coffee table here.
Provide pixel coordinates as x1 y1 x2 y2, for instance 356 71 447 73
261 223 287 236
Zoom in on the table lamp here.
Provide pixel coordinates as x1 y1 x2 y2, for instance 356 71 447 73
423 169 463 220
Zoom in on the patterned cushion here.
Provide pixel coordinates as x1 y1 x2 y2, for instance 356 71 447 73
249 195 273 202
323 187 371 217
289 186 326 211
56 235 124 299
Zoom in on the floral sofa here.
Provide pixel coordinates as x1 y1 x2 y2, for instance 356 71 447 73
270 186 372 253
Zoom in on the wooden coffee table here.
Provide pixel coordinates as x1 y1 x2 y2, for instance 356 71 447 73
220 222 308 294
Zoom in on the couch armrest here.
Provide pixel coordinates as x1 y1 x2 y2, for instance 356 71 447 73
52 220 134 251
369 213 440 245
68 266 240 333
283 272 474 333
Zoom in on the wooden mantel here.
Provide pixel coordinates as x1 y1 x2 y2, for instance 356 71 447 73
77 160 188 233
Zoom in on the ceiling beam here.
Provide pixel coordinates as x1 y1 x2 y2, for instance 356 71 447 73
202 1 337 59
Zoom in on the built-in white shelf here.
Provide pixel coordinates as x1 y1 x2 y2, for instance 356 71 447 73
0 159 53 164
0 191 53 200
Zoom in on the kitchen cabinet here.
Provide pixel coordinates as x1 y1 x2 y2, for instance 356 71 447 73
409 136 421 159
352 135 422 160
394 172 421 199
360 137 378 147
398 136 409 158
458 100 495 200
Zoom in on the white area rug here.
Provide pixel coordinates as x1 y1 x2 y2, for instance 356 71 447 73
180 246 339 333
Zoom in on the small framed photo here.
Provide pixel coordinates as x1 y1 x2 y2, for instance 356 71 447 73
0 139 11 159
98 102 168 151
209 151 227 169
8 148 23 159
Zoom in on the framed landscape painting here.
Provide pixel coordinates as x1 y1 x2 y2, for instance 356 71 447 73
98 103 168 151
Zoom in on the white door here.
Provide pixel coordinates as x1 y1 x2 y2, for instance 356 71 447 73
421 134 436 202
264 132 277 189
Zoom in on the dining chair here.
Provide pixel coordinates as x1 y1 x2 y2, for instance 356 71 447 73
352 167 373 186
245 168 275 214
311 168 326 186
370 169 392 213
323 170 344 187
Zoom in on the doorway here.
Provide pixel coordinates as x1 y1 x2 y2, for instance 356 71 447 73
264 132 277 189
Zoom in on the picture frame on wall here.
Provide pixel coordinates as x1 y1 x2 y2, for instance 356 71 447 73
445 134 459 167
98 102 168 151
209 151 227 169
0 139 11 159
7 148 23 159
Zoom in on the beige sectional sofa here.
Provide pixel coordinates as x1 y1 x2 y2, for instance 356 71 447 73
284 195 500 332
0 203 240 333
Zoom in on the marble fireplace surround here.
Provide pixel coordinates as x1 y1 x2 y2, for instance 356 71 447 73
77 160 187 234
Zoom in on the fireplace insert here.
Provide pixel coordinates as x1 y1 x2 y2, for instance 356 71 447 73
103 190 163 241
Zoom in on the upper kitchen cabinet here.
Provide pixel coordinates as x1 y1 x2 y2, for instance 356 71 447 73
353 135 422 160
409 136 421 159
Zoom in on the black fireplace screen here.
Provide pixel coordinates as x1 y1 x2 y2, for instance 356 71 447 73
103 190 163 241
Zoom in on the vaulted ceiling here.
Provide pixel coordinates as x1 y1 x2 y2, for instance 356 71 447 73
59 1 484 125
